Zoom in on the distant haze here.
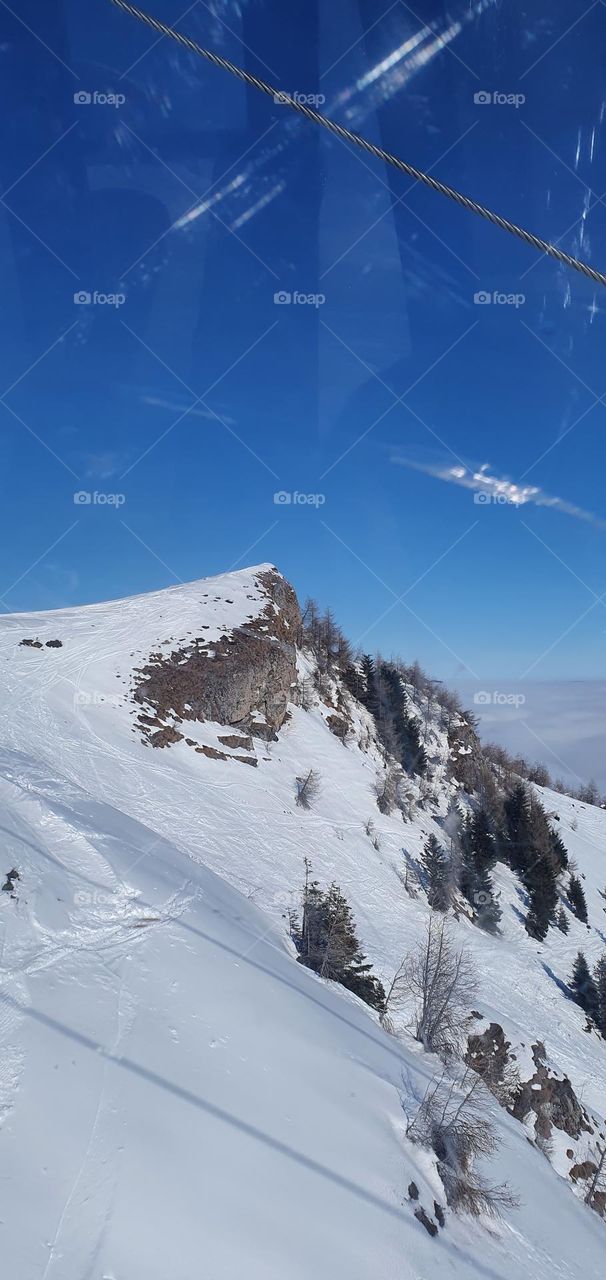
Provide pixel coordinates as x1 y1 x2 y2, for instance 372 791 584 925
453 680 606 794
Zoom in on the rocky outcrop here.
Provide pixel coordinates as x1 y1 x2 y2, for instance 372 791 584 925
132 568 301 749
467 1027 590 1142
510 1042 591 1141
466 1022 514 1102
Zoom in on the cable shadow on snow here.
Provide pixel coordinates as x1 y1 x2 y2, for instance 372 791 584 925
0 991 507 1280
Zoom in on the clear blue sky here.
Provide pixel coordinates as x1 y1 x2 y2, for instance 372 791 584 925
1 0 605 685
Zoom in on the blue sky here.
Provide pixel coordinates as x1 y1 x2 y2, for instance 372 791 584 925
1 0 606 701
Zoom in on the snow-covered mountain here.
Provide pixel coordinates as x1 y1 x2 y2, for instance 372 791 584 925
1 563 605 1279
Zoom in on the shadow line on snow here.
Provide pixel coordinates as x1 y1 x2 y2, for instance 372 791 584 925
0 992 507 1279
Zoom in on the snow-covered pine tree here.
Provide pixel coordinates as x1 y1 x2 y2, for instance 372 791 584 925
568 874 589 924
360 654 379 716
556 906 570 934
570 952 599 1019
524 854 558 941
503 783 533 873
474 865 502 933
594 956 606 1037
470 806 498 872
422 833 452 912
293 863 385 1011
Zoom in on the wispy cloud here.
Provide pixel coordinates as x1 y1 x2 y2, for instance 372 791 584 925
392 456 606 530
80 451 129 480
142 395 236 426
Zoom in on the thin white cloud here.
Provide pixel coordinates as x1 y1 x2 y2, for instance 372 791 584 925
143 395 236 426
80 451 128 480
391 456 606 530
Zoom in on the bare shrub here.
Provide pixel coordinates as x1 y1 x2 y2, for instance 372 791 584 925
405 1069 518 1218
295 768 321 809
406 918 476 1059
584 1143 606 1213
298 676 316 711
375 766 399 814
396 778 417 821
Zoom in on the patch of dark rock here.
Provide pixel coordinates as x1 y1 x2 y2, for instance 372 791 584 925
20 638 43 648
218 734 254 751
45 639 63 648
511 1042 590 1140
149 727 184 748
195 745 228 761
407 1181 419 1200
466 1022 512 1099
234 755 258 767
2 868 20 896
570 1160 596 1183
414 1207 438 1237
326 713 351 743
433 1202 445 1228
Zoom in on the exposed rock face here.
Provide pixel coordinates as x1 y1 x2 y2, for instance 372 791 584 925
510 1043 591 1141
133 568 301 748
468 1026 591 1143
466 1022 513 1100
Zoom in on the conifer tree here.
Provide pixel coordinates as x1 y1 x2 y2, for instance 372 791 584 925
570 951 599 1019
503 783 533 873
549 827 569 873
524 853 558 941
422 834 452 912
568 874 589 924
360 654 379 717
595 956 606 1037
556 906 570 934
470 807 498 872
473 866 502 933
293 862 385 1011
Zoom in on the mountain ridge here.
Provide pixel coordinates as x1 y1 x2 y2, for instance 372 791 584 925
1 563 605 1277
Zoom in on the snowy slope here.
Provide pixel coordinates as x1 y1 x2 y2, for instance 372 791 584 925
1 564 605 1277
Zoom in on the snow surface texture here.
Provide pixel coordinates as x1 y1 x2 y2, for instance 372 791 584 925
0 564 605 1278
